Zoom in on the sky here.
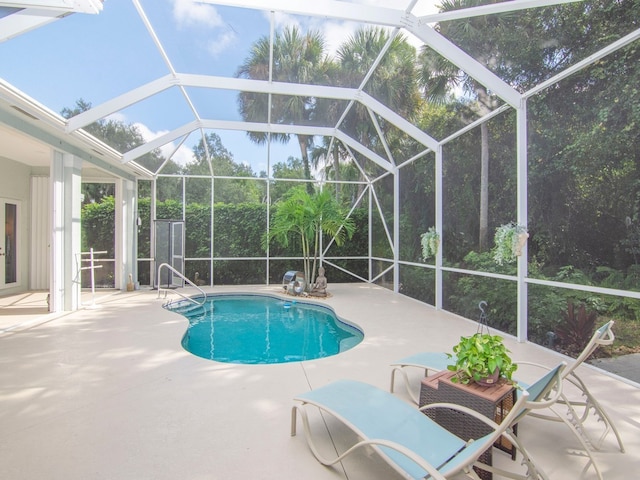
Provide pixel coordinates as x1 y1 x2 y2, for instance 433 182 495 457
0 0 440 175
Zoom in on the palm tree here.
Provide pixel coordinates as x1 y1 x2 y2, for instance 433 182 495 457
418 0 510 251
335 26 421 199
264 187 355 289
237 26 337 194
337 27 420 145
310 137 348 197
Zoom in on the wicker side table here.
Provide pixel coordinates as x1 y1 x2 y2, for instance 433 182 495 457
419 370 516 480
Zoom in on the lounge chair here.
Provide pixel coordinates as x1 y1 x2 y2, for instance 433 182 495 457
389 321 624 454
390 351 451 403
520 320 625 453
291 364 566 480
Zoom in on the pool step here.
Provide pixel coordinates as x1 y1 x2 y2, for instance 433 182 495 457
169 301 213 317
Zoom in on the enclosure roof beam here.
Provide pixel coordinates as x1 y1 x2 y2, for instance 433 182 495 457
407 23 522 108
200 0 582 28
178 73 359 100
121 121 198 163
0 78 148 179
0 1 103 42
0 1 103 14
198 0 407 28
67 73 360 132
121 119 337 163
358 91 438 151
65 75 175 132
417 0 583 24
334 130 393 173
0 9 62 42
122 116 393 173
525 27 640 99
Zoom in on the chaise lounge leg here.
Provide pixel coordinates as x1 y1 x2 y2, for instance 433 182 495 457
291 406 298 436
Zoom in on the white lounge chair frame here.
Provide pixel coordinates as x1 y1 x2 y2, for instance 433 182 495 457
292 364 566 480
390 351 451 404
388 321 624 479
389 321 624 453
520 320 624 453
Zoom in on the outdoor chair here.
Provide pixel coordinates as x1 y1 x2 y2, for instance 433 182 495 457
519 320 624 454
291 363 566 480
390 351 451 403
389 320 624 455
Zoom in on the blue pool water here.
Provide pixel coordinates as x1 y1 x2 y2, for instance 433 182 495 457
166 294 364 364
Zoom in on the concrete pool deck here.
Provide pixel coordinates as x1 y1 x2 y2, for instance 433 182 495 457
1 284 638 479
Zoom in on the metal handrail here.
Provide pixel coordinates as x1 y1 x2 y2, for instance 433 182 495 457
157 263 206 306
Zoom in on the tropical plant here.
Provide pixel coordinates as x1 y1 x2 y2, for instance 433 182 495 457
264 187 356 290
555 301 598 356
336 26 421 186
420 227 440 261
492 223 528 265
236 26 337 192
447 333 517 385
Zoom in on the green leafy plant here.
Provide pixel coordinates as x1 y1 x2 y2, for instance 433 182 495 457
420 227 440 261
447 333 517 385
492 223 528 265
264 187 356 290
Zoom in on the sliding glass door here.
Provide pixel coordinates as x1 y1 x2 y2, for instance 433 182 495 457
0 199 18 288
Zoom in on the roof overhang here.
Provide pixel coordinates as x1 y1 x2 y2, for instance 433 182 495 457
0 78 150 180
0 1 103 42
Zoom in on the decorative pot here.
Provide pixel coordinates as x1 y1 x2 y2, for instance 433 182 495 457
475 368 500 387
515 231 529 256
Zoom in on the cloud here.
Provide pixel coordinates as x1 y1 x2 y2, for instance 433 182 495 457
206 30 237 57
263 11 353 57
106 112 127 124
314 20 361 56
172 0 224 29
134 122 194 166
171 0 236 59
269 11 300 31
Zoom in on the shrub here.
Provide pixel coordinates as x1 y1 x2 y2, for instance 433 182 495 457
555 301 597 356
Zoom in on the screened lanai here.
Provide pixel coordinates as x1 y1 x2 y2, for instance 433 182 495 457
1 0 640 355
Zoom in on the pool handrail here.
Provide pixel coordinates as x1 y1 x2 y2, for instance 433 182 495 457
157 263 206 306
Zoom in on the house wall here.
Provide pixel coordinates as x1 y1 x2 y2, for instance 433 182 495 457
0 158 32 296
30 175 50 290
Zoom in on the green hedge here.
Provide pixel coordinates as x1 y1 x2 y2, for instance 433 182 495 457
85 197 369 286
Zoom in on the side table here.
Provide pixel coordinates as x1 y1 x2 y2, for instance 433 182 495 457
419 370 517 480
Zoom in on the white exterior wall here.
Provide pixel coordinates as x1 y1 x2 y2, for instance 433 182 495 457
30 175 50 290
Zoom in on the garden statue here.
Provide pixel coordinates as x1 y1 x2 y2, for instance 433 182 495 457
310 266 328 297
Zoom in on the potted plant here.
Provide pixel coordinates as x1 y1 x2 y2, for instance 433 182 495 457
447 333 517 386
420 227 440 261
492 222 528 265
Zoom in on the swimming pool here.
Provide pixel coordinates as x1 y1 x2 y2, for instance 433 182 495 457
166 294 364 364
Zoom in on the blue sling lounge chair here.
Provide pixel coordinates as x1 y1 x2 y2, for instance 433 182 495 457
389 321 624 455
291 364 566 480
